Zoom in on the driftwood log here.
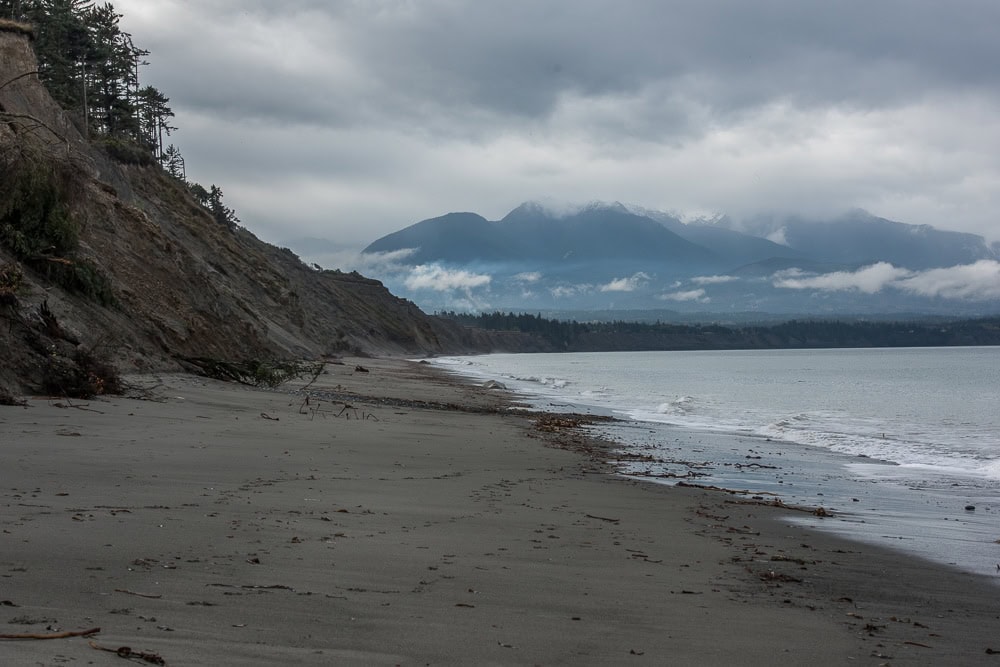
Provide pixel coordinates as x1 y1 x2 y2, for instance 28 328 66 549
0 627 99 639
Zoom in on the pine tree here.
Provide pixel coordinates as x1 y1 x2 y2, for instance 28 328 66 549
1 0 28 21
24 0 93 112
207 185 239 230
188 182 210 206
136 85 173 156
161 144 184 180
84 3 139 138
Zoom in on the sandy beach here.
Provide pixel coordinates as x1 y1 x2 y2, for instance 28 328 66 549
1 357 998 665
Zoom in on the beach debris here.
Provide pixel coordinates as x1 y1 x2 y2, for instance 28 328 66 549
114 589 162 599
733 462 778 470
964 505 976 511
8 615 57 625
298 395 379 421
50 399 105 413
206 583 295 592
758 570 802 583
180 357 321 388
535 415 592 432
904 641 933 649
0 627 99 640
770 555 812 566
0 391 28 407
629 649 645 655
89 641 166 665
337 403 359 419
260 412 279 421
585 513 620 523
354 365 369 373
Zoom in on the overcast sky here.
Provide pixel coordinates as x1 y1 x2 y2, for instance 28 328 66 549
114 1 1000 252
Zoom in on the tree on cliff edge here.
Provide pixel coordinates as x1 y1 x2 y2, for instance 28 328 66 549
207 185 240 230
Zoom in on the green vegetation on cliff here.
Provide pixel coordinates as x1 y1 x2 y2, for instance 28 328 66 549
0 143 115 305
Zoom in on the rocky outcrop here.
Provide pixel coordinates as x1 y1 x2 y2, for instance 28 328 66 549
0 27 489 394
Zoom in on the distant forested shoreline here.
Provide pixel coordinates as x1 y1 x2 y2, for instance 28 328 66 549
437 311 1000 352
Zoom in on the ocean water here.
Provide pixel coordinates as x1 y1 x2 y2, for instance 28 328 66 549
430 348 1000 578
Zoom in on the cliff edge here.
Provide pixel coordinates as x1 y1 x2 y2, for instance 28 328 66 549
0 27 487 395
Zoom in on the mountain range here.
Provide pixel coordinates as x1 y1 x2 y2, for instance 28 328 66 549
359 202 1000 316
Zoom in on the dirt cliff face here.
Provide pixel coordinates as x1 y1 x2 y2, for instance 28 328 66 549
0 28 487 394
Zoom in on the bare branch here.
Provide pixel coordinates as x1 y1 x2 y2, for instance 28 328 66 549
0 69 38 92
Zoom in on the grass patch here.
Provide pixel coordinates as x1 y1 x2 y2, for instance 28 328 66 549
96 138 155 166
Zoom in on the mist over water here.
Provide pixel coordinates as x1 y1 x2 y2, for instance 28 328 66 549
431 347 1000 576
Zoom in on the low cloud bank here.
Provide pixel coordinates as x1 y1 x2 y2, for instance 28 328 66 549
773 260 1000 300
691 274 738 285
303 247 416 276
600 272 650 292
660 288 709 303
898 261 1000 299
404 264 492 292
773 262 911 294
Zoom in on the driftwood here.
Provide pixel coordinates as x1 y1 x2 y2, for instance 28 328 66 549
0 627 99 639
299 395 378 421
179 357 322 388
299 363 325 391
114 588 162 599
89 640 166 665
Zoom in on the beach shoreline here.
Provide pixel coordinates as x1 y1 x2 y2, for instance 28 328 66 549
1 357 997 665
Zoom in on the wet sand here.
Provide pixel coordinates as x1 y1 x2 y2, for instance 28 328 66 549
1 357 997 665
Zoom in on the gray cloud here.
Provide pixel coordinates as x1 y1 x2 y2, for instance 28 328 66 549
115 1 1000 248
